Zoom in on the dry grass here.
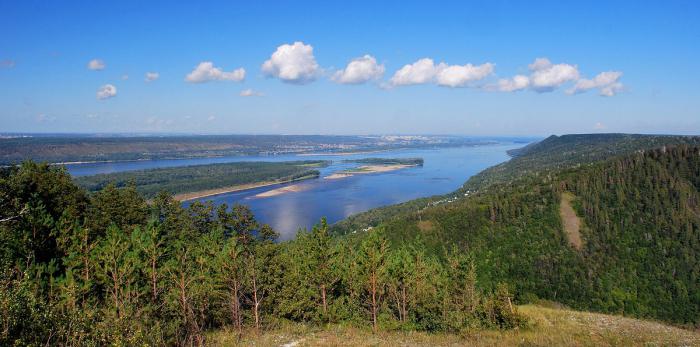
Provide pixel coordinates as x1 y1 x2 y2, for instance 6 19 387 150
207 305 700 346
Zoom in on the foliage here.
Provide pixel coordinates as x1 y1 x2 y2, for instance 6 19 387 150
0 161 524 345
74 160 328 198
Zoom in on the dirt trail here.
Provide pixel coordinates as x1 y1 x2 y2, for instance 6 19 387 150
560 192 583 250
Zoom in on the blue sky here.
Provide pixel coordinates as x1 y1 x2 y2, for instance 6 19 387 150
1 1 699 135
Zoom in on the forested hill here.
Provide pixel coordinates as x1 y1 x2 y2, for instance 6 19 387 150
375 144 700 325
332 133 700 234
464 133 700 191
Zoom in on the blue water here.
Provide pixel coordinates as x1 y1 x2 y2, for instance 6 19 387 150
66 142 523 240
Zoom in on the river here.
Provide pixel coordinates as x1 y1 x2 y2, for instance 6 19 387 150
65 141 525 240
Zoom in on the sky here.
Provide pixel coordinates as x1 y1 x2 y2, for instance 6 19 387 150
1 1 699 136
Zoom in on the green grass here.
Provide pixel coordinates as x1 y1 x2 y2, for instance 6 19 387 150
207 305 700 346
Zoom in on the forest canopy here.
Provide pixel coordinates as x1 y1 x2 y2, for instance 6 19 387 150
73 160 329 199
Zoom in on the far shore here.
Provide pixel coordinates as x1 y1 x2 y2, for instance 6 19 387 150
297 149 388 157
325 164 417 179
173 175 317 201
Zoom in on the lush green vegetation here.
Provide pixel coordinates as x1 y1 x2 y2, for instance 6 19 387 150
342 143 700 326
73 160 329 198
333 133 700 234
0 162 524 346
466 133 700 190
3 133 700 345
342 157 424 166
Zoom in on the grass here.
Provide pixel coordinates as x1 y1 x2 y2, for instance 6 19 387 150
207 305 700 346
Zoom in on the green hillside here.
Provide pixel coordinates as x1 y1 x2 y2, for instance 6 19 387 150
332 133 700 235
465 133 700 190
363 143 700 325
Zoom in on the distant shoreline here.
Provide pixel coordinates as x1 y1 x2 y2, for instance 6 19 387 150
174 174 318 201
297 149 389 157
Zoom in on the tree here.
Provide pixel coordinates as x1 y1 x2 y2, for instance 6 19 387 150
216 234 245 335
356 228 389 333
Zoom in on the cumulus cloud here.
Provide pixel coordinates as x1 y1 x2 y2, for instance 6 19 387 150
240 89 264 97
494 75 530 92
87 59 105 70
528 58 579 92
262 42 319 84
1 60 15 68
388 58 493 88
388 58 437 86
185 62 245 83
568 71 624 96
121 74 129 80
96 84 117 100
435 63 494 87
332 55 385 84
145 72 159 82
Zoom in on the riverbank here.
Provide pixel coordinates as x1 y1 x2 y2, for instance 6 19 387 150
174 174 318 201
325 164 417 179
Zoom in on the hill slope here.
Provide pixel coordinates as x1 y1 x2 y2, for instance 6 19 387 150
209 304 700 346
376 144 700 325
332 134 700 234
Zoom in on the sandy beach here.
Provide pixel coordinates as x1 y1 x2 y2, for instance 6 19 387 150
324 164 416 179
174 175 317 201
253 183 307 197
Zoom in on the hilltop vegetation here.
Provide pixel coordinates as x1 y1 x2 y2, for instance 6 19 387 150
1 162 525 345
333 133 700 234
2 134 700 346
465 133 700 190
340 139 700 326
74 160 329 199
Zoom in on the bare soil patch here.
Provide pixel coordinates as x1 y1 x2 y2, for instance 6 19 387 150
560 192 583 250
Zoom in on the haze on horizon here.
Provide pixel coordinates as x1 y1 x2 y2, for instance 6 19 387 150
1 1 699 136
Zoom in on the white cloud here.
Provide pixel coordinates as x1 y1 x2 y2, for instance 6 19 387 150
96 84 117 100
207 115 216 121
568 71 623 96
332 55 385 84
121 74 129 80
528 57 552 71
528 57 579 92
435 63 494 87
594 122 606 130
389 58 493 88
494 75 530 92
87 59 105 70
491 58 623 96
388 58 437 86
240 89 264 97
262 41 319 84
145 72 160 82
185 61 245 83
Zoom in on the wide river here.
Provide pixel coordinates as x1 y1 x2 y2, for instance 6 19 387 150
66 141 525 240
